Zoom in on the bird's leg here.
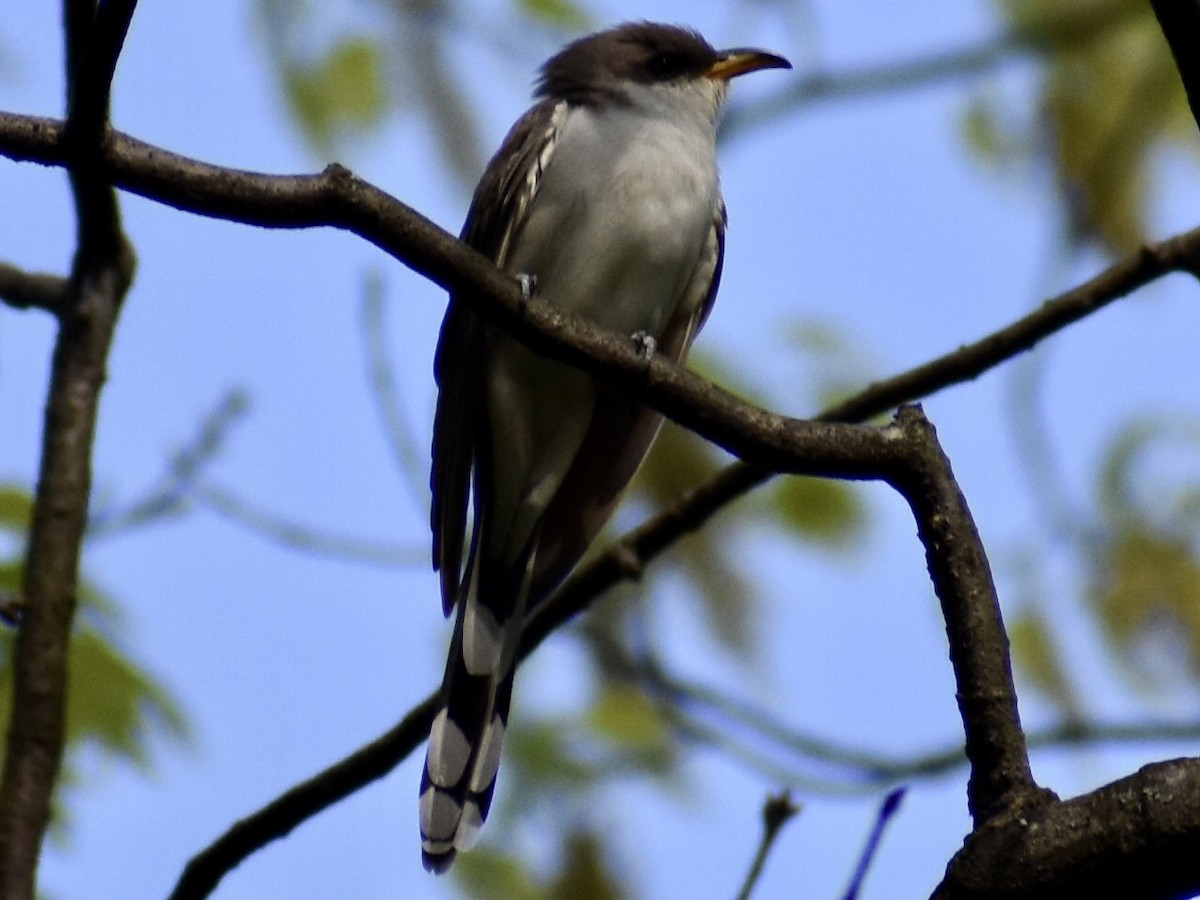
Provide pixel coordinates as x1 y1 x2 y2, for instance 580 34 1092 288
515 272 537 312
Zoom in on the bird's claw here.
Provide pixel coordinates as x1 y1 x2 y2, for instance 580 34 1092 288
631 330 657 360
516 272 537 305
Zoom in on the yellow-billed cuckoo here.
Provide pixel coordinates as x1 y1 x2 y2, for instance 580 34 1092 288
420 21 790 872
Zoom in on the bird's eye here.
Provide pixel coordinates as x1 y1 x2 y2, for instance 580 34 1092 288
647 51 685 78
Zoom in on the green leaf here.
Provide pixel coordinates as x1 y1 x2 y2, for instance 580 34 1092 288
0 617 186 772
455 846 542 900
284 37 386 152
506 719 596 791
0 484 32 532
1097 417 1200 532
547 830 627 900
0 561 20 594
635 422 758 654
64 626 187 765
1089 528 1200 680
1009 610 1081 719
771 476 865 548
588 684 669 753
516 0 589 28
0 539 186 842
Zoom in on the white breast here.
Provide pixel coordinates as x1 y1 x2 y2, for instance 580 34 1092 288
505 98 722 337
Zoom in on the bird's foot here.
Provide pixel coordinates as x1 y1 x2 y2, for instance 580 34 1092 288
631 330 657 360
515 272 537 310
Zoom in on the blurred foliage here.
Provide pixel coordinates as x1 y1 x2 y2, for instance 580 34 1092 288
1090 528 1200 682
1082 419 1200 687
456 828 625 900
454 682 653 900
283 37 386 156
984 0 1193 252
517 0 589 29
547 832 626 900
1009 608 1082 722
588 683 672 759
0 484 187 840
771 477 864 549
1029 419 1199 691
635 421 759 655
632 345 868 660
256 0 591 179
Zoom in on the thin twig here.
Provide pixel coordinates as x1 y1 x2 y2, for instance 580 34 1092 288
87 390 249 539
359 273 430 518
0 264 68 314
191 481 426 567
735 791 800 900
168 694 439 900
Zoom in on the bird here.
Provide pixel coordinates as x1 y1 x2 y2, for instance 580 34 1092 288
419 21 790 873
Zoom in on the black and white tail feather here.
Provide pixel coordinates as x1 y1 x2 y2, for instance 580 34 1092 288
418 524 534 872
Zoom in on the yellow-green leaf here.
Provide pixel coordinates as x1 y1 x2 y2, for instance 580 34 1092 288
548 831 627 900
285 37 386 152
588 684 669 752
456 846 542 900
0 484 32 532
516 0 589 28
772 476 865 548
1009 610 1081 719
506 719 595 790
1089 528 1200 680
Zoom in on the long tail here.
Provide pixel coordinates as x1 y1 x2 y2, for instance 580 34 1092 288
419 542 534 873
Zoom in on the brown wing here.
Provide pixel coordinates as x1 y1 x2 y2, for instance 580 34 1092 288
431 99 566 615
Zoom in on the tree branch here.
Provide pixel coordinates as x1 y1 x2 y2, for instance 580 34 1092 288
168 695 439 900
0 4 137 895
935 758 1200 900
887 409 1046 824
0 264 68 314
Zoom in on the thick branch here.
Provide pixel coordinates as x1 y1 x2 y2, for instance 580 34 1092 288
935 758 1200 900
887 409 1047 824
64 0 139 148
62 0 137 266
0 5 137 896
0 245 135 899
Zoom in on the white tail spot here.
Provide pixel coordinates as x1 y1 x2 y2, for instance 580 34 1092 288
462 601 503 676
470 714 506 793
426 708 471 788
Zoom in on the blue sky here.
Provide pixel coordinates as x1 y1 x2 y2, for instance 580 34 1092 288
4 1 1200 898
